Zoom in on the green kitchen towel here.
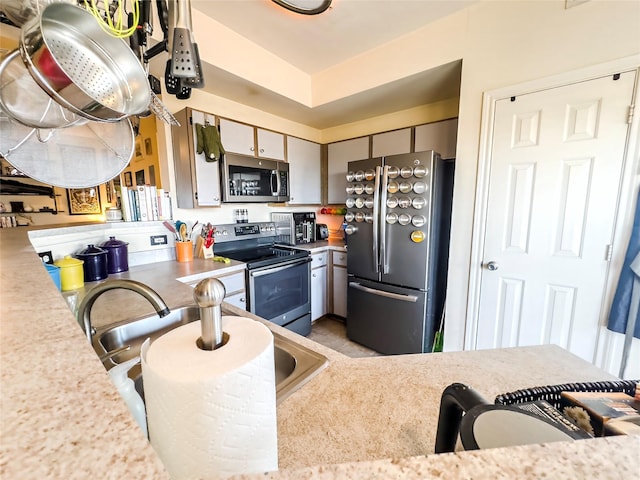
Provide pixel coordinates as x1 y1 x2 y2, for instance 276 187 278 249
195 123 225 162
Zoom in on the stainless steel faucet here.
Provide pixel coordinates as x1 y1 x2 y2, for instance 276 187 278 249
76 279 171 343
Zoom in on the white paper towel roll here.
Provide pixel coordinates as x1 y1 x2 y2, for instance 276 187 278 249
141 316 278 479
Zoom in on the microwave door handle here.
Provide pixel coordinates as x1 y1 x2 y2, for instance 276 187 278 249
372 165 381 273
379 164 390 274
270 170 278 196
276 169 282 197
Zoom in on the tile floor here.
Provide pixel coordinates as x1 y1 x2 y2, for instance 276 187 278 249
308 315 382 358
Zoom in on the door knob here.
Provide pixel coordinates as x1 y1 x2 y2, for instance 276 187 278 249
485 261 499 271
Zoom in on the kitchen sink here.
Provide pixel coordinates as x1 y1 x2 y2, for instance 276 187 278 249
92 305 328 404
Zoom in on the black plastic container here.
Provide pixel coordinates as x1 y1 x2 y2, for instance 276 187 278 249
76 244 108 282
101 236 129 273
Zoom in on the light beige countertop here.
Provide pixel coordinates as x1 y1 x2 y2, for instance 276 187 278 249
1 226 637 479
291 239 347 253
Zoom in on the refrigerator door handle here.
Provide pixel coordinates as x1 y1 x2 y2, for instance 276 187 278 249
349 282 418 302
379 164 390 273
372 165 382 273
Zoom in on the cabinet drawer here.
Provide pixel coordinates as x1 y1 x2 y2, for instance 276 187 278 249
225 291 247 310
311 251 328 268
332 250 347 267
217 271 245 295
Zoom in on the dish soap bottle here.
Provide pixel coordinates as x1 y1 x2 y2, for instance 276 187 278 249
108 357 148 437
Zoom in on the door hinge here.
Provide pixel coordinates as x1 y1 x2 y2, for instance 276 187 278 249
605 244 613 262
628 104 635 124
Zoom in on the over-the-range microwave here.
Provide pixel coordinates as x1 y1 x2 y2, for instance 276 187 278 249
221 153 289 203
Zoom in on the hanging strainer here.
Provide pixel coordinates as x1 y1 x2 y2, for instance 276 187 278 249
0 49 85 129
0 103 134 189
19 2 151 123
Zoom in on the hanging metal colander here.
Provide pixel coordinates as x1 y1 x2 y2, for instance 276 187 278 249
19 2 151 123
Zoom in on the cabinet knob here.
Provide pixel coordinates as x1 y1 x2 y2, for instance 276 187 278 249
250 146 255 152
259 148 264 154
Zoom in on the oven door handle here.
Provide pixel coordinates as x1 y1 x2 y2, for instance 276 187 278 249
250 257 311 277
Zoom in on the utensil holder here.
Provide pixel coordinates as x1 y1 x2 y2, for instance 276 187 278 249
175 241 193 262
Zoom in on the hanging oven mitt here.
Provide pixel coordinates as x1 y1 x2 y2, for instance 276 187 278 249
195 123 225 162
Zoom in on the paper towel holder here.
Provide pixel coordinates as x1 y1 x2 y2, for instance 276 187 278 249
193 278 227 350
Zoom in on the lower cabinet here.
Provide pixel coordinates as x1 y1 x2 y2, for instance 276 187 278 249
185 269 247 311
311 251 328 321
331 251 348 318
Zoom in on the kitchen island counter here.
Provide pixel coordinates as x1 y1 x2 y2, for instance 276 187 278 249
1 226 637 479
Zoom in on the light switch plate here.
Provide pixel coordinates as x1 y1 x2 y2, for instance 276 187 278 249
150 235 168 246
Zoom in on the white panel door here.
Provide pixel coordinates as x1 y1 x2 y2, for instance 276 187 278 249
476 72 635 362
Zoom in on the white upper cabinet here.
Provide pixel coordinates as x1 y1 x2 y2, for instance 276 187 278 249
327 137 369 204
219 118 285 160
287 136 321 204
414 118 458 159
372 128 411 157
171 108 221 208
256 128 285 160
219 118 254 156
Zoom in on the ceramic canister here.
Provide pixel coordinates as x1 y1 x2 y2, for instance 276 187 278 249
101 236 129 273
54 255 84 291
76 245 108 282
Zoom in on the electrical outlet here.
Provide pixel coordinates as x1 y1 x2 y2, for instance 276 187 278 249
150 235 168 246
38 251 53 264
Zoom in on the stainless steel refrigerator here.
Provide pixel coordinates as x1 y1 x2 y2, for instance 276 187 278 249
345 151 454 354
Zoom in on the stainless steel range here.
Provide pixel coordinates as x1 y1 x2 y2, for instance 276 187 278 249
213 222 312 336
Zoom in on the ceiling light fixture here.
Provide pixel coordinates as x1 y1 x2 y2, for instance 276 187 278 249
272 0 332 15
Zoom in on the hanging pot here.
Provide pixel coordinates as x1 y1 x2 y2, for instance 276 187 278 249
53 255 84 291
19 3 151 122
100 236 129 274
76 244 108 282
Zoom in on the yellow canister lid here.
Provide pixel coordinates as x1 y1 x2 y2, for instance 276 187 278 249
54 255 84 267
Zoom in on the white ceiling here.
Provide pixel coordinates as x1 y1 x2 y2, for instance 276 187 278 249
172 0 472 129
194 0 473 75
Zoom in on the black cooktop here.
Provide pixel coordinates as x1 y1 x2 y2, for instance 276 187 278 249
221 245 309 270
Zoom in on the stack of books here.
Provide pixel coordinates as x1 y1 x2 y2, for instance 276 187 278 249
118 185 173 222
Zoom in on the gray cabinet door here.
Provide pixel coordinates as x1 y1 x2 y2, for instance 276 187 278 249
327 137 369 204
